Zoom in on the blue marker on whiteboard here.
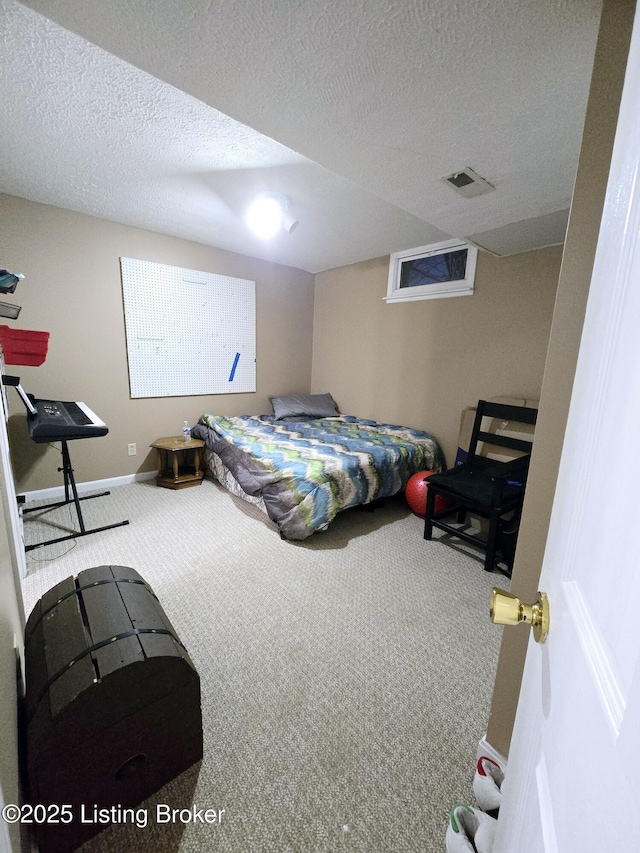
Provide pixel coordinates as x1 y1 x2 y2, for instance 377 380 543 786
229 352 240 382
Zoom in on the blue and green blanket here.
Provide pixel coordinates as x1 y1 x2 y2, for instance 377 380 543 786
192 414 444 540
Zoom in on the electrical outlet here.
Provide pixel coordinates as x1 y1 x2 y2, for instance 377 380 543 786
128 443 137 456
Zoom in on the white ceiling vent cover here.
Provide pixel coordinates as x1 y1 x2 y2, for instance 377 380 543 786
442 167 495 199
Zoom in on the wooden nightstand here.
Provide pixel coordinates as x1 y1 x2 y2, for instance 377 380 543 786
150 436 205 490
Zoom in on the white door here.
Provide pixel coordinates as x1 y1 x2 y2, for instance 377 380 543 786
494 13 640 853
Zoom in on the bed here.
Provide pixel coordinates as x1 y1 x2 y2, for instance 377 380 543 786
190 394 444 540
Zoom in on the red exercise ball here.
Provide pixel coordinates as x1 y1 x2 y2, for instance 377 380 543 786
405 471 449 517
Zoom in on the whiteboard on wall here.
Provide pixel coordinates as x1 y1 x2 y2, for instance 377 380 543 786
120 258 256 398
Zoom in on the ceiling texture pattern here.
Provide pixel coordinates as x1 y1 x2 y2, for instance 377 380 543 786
1 0 603 272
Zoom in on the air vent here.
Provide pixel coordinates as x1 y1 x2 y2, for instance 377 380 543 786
442 167 495 199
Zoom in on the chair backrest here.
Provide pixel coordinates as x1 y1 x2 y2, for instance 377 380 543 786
468 400 537 463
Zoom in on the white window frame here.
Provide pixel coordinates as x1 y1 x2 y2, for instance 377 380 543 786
385 238 477 303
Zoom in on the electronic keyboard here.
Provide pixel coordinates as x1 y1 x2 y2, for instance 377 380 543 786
28 399 108 443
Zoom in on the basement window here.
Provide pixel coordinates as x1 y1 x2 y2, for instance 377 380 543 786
385 239 477 303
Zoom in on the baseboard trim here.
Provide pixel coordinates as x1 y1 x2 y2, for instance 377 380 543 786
19 471 156 504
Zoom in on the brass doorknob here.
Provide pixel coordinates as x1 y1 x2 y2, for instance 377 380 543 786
490 588 550 644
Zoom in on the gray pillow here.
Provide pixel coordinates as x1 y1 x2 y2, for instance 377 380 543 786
270 393 339 420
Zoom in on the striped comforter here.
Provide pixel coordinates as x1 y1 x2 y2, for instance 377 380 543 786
192 414 444 540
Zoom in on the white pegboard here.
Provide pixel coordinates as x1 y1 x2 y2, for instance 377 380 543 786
120 258 256 398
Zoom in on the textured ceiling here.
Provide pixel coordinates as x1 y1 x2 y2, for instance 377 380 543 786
2 0 602 272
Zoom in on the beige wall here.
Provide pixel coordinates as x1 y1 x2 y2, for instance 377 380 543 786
4 193 564 494
312 247 562 467
485 0 635 758
0 194 315 493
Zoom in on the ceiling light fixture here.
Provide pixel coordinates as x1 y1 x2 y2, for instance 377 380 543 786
281 210 299 234
245 193 298 239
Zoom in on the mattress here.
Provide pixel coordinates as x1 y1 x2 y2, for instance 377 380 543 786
192 414 444 540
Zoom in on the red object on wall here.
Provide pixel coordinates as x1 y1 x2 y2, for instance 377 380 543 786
0 325 50 366
405 470 449 517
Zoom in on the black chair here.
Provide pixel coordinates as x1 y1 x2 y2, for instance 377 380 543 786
423 400 537 573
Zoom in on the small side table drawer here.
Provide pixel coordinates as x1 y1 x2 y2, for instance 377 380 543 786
150 436 205 490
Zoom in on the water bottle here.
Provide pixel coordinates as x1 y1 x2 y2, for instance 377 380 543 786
182 420 190 442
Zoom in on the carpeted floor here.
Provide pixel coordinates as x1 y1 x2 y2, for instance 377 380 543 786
21 479 503 852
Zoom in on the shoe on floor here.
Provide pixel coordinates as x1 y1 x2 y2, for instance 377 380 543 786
446 803 497 853
473 755 505 817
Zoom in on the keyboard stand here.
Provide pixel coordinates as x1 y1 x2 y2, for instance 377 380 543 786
22 440 130 551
